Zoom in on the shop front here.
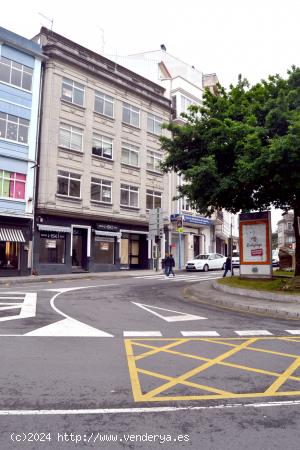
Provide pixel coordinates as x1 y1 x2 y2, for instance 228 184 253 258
34 218 149 274
0 219 31 276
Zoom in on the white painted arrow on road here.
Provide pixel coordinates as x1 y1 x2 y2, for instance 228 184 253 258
25 318 113 337
131 302 207 322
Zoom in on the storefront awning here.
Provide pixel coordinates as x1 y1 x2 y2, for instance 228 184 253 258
94 230 122 239
0 228 26 242
37 224 72 233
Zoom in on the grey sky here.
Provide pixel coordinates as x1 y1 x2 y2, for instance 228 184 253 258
2 0 296 228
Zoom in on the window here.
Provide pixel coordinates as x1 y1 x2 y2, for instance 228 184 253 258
122 103 140 127
182 196 192 211
61 78 84 106
0 56 33 91
0 242 19 269
147 150 162 172
39 232 65 264
0 113 29 144
57 170 81 198
147 113 162 135
121 143 139 167
92 134 113 159
0 170 26 199
180 94 196 114
94 91 114 118
287 222 293 231
91 178 112 203
146 190 162 209
59 123 83 151
120 184 139 208
94 237 114 264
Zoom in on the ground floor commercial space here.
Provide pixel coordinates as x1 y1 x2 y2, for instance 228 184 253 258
33 215 152 275
169 214 213 268
0 216 32 276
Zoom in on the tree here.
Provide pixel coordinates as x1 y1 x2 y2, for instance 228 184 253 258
160 67 300 275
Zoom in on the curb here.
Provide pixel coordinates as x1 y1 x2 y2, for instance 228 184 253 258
183 283 300 320
212 281 300 303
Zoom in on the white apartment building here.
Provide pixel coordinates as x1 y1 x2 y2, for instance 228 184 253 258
111 47 238 266
31 29 171 275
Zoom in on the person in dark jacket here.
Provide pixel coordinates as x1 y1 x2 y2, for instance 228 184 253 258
168 254 175 277
164 254 171 278
223 256 233 277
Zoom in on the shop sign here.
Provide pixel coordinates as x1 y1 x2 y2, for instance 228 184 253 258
96 223 120 232
45 240 56 249
40 231 65 240
170 214 212 226
95 237 114 242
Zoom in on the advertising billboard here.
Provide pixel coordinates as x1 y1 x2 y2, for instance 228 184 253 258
239 211 272 278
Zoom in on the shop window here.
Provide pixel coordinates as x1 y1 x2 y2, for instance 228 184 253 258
39 232 66 264
94 237 114 264
0 242 19 269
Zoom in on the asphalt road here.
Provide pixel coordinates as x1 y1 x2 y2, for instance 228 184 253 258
1 271 300 449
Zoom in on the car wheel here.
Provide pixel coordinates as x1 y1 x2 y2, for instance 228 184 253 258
203 264 209 272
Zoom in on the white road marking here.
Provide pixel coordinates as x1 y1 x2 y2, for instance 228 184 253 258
235 330 273 336
123 331 162 337
1 399 300 415
0 293 37 322
180 331 220 337
285 330 300 335
25 318 113 337
132 302 207 322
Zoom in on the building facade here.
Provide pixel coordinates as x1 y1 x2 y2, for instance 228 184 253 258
32 28 170 275
278 212 295 249
0 27 43 276
111 48 222 266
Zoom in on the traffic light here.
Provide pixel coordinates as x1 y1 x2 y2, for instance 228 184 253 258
176 216 183 230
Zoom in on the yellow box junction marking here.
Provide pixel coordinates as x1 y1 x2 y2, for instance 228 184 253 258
124 337 300 402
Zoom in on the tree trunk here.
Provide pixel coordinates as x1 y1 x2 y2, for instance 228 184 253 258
293 204 300 276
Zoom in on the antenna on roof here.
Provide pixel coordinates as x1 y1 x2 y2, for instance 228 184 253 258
38 12 54 31
98 27 106 54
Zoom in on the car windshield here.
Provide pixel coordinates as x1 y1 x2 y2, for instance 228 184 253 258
195 255 209 260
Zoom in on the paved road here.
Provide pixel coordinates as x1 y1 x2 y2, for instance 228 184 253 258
1 271 300 449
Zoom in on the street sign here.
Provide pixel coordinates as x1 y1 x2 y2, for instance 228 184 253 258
148 208 164 238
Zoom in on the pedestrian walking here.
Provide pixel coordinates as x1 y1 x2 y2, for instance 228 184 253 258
168 254 175 278
223 256 233 277
164 254 171 278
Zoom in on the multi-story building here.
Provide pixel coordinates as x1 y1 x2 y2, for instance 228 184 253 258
278 212 295 249
31 28 170 275
0 27 43 276
110 47 225 266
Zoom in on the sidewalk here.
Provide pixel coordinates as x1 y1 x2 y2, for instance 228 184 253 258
184 280 300 320
0 269 166 285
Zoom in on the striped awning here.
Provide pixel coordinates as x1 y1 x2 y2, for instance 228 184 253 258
0 228 26 242
37 224 72 233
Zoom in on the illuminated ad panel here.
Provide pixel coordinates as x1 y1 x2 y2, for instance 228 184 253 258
239 211 272 278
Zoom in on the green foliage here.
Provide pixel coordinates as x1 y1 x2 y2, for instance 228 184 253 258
160 67 300 215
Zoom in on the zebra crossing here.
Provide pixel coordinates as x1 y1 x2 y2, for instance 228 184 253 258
123 329 300 338
134 273 222 282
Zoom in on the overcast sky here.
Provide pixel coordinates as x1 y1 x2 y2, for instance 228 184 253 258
2 0 298 228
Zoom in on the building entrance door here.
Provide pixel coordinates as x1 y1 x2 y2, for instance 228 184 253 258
193 235 200 257
72 228 87 271
130 238 139 268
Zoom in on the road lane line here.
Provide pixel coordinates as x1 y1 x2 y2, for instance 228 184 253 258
2 399 300 415
286 330 300 335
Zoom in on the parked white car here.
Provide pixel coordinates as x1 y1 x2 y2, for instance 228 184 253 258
232 251 240 267
186 253 227 272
